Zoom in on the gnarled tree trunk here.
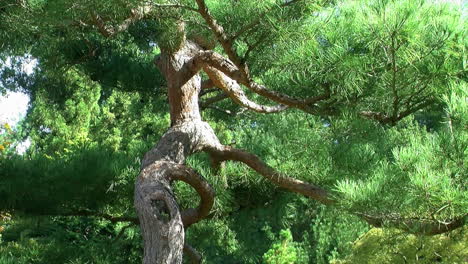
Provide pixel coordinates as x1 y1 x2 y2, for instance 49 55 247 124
134 40 219 264
134 38 335 263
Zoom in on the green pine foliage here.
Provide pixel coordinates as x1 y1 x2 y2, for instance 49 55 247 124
0 0 466 263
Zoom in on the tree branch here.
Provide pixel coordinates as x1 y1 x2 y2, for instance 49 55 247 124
204 145 335 205
195 50 330 113
395 99 434 122
203 66 288 113
203 144 465 235
231 0 304 41
193 0 336 114
91 4 153 38
164 162 215 228
359 99 434 125
195 0 244 67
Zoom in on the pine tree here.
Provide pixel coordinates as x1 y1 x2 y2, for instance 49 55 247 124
1 0 466 263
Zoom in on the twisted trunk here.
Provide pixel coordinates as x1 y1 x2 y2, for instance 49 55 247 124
134 40 219 264
134 39 334 263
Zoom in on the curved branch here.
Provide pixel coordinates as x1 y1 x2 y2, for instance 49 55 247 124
168 163 215 228
203 144 466 235
203 66 288 113
195 50 330 113
204 145 334 205
194 0 332 113
246 80 330 113
138 161 215 228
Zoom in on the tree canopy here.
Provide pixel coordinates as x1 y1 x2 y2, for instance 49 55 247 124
0 0 466 263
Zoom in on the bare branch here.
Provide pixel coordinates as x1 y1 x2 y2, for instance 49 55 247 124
204 145 335 205
194 0 335 113
203 66 288 113
195 50 330 113
203 143 466 235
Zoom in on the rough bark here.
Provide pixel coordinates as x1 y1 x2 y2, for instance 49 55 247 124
135 120 221 263
134 37 224 263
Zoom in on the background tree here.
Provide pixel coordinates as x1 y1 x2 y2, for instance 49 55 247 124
0 0 466 263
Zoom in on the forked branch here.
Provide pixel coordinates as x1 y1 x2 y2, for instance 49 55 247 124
194 0 332 113
195 50 331 113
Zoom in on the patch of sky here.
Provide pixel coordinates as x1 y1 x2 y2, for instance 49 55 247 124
0 54 37 154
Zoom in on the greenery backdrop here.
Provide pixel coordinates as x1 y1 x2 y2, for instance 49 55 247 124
0 0 466 263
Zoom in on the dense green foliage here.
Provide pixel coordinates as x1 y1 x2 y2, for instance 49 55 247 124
1 0 466 263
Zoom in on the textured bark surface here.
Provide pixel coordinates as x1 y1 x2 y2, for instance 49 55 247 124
135 40 222 263
135 120 220 264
